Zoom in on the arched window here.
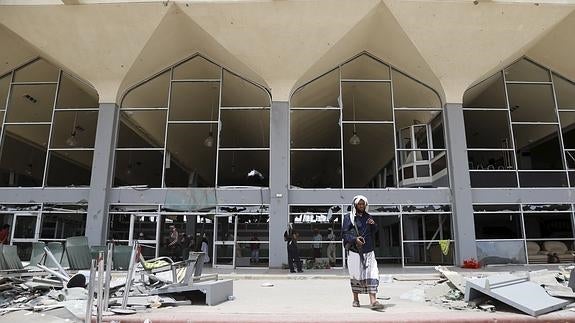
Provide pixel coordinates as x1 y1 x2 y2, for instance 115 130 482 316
115 54 271 188
0 59 99 187
463 58 575 188
290 53 446 189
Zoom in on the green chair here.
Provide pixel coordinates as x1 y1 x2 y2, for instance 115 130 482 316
90 245 107 260
2 245 24 270
65 236 92 270
113 245 132 270
45 242 65 268
28 241 46 267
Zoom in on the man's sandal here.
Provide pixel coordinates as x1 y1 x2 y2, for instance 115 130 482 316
352 300 360 307
370 301 385 310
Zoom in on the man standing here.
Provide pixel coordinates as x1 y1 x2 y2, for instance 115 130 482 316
312 228 322 261
250 234 260 264
167 225 180 260
284 223 303 273
342 195 384 310
326 227 336 266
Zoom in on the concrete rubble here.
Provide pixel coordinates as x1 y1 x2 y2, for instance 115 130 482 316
414 266 575 316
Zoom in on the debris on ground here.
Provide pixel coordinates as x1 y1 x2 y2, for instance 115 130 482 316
0 241 233 322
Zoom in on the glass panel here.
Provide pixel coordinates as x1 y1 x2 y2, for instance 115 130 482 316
0 74 10 110
218 150 269 187
0 125 50 187
165 123 216 187
173 56 221 80
568 153 575 170
169 82 219 121
220 110 269 148
117 110 166 148
402 213 452 241
393 70 441 109
215 244 234 266
48 152 92 188
463 73 506 109
236 214 269 241
403 242 454 266
222 71 270 107
108 213 131 241
291 150 341 188
523 204 571 212
527 240 575 264
236 242 269 267
6 84 57 122
113 150 163 187
553 74 575 110
133 215 158 241
291 69 339 108
518 171 568 187
290 110 340 148
513 124 563 170
13 59 60 82
560 111 575 149
13 215 37 239
343 123 394 188
341 82 392 121
215 216 235 242
474 213 522 239
51 111 97 148
505 59 550 82
56 73 98 109
476 240 526 265
468 150 515 170
470 171 517 188
46 150 93 186
40 213 86 239
122 72 170 109
401 204 451 213
524 212 573 239
464 110 512 148
341 54 390 80
507 84 556 122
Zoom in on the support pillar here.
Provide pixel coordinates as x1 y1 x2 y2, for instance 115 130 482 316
86 103 118 246
444 103 477 265
269 101 289 268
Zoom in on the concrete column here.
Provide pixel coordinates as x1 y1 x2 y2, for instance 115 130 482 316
269 101 289 268
444 103 477 265
86 103 118 245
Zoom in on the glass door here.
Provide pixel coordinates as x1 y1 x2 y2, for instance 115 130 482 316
129 213 161 258
213 214 237 268
11 212 40 260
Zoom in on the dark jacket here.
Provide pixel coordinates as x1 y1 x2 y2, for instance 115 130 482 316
342 212 378 253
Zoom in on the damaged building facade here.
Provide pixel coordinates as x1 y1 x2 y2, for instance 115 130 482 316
0 0 574 269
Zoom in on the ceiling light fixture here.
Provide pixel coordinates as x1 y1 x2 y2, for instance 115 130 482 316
204 88 216 148
349 90 360 146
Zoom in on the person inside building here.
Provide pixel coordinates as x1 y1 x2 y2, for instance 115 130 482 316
312 228 322 261
0 224 10 244
342 195 384 310
201 235 211 264
326 227 336 266
180 233 191 260
284 223 303 273
167 225 180 260
250 234 260 264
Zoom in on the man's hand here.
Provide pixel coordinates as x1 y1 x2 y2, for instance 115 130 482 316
356 236 365 246
367 218 375 225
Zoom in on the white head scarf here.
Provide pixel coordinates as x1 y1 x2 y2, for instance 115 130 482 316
351 195 369 217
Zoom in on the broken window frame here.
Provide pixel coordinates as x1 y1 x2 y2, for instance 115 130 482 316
464 58 575 188
289 52 448 189
0 58 98 188
116 54 271 189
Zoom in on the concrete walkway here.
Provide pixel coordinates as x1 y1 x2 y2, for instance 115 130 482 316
98 265 575 323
